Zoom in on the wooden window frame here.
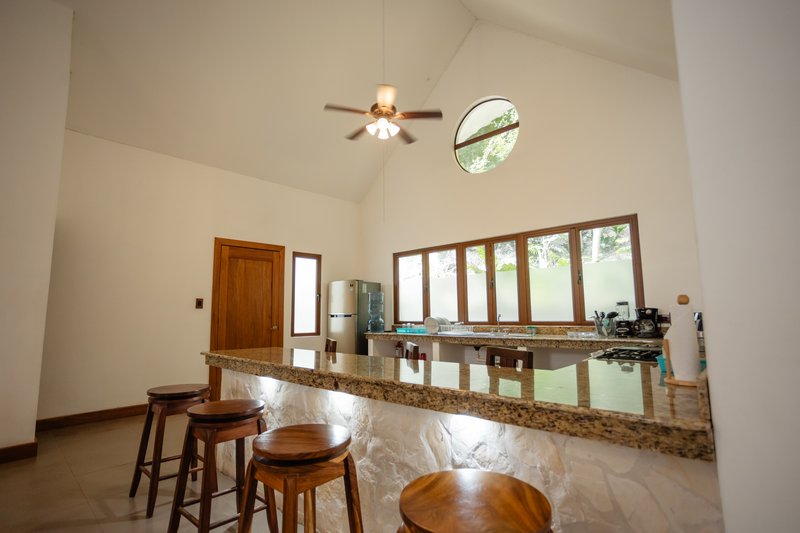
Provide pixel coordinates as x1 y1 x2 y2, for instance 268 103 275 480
393 214 644 326
290 251 321 337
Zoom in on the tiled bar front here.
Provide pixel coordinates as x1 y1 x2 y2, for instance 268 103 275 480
208 348 721 532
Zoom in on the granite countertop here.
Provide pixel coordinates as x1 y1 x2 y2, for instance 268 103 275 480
205 347 714 461
365 331 661 351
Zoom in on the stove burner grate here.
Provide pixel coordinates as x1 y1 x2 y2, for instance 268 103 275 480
594 346 661 362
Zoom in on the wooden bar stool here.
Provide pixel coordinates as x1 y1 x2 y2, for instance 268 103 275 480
238 423 363 533
129 383 209 517
168 399 268 533
398 469 552 533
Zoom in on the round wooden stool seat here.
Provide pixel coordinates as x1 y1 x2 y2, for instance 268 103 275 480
168 399 268 532
253 423 351 464
130 383 209 518
238 424 363 533
147 383 209 399
399 469 552 533
186 399 265 421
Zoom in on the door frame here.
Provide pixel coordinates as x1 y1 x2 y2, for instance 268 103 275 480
209 237 285 399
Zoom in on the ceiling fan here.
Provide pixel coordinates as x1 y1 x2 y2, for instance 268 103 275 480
324 84 442 144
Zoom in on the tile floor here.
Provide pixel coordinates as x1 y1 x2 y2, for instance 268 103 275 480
0 415 282 532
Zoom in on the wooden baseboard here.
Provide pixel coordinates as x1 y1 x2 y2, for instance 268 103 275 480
0 440 38 464
36 403 147 432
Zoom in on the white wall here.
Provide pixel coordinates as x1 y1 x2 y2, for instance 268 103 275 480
361 22 703 322
38 132 363 419
672 1 800 530
0 0 72 448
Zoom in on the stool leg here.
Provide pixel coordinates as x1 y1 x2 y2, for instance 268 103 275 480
238 461 258 533
168 424 194 533
304 488 316 533
343 452 364 533
129 402 154 497
145 402 167 518
265 483 279 533
235 437 245 512
198 429 217 533
191 430 199 482
282 475 299 533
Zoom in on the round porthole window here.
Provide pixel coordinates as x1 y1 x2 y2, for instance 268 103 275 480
454 98 519 174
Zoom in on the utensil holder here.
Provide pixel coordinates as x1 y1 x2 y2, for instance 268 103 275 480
593 317 616 337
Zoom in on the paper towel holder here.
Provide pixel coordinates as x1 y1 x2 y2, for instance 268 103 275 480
663 294 699 387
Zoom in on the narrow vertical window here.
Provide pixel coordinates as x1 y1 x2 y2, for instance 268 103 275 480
527 232 573 321
465 244 489 322
579 223 636 319
428 248 458 321
397 254 424 322
493 240 519 322
291 252 321 336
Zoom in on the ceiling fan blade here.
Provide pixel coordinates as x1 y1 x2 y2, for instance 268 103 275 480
376 84 397 108
345 125 368 140
396 124 416 144
324 103 372 116
393 110 443 120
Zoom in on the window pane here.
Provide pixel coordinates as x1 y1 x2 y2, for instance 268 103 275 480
398 255 423 322
580 224 636 319
528 233 574 321
293 256 318 335
466 245 488 322
428 249 458 321
494 241 519 322
456 99 517 143
456 129 519 174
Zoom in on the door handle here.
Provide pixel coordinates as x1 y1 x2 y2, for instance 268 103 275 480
271 325 278 330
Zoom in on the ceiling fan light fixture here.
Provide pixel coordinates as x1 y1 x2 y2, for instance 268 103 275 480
387 121 400 137
366 121 378 136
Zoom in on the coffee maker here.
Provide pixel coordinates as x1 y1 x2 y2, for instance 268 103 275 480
633 307 660 338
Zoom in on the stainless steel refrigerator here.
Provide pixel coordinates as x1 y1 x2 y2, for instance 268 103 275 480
327 280 381 355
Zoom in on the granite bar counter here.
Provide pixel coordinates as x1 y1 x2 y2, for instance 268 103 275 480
205 347 712 460
207 347 721 532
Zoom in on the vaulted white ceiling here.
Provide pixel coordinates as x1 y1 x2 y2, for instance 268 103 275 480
56 0 676 202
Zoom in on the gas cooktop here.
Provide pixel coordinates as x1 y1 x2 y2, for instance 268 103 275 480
593 346 662 363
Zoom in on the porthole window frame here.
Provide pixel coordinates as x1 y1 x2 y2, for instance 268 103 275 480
453 97 520 174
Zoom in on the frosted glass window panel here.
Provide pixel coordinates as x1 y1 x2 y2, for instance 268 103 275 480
580 225 636 319
292 255 319 335
527 233 574 321
494 241 519 322
398 255 423 322
465 245 488 322
428 249 458 321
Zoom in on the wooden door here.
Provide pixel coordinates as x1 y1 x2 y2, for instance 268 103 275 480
209 238 284 399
